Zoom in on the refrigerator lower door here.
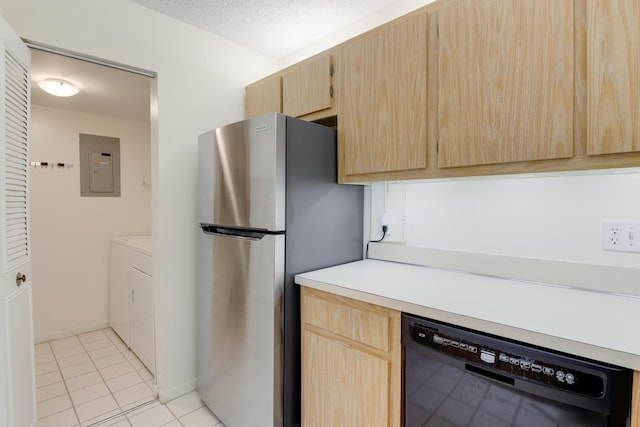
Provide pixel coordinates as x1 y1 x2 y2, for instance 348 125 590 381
197 228 285 427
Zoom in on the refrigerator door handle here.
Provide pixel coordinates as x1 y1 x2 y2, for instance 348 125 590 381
200 224 279 241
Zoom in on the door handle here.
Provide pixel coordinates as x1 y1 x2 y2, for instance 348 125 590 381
16 273 27 287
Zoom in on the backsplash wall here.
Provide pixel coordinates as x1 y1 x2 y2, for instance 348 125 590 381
370 169 640 269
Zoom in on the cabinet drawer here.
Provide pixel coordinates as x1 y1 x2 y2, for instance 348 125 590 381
129 250 151 276
302 291 390 352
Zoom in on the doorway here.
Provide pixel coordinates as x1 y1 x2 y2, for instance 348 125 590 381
28 45 157 424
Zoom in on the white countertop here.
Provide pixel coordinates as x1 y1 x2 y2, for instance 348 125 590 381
111 235 152 256
295 259 640 370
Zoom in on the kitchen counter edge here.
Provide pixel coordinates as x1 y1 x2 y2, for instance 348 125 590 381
295 259 640 371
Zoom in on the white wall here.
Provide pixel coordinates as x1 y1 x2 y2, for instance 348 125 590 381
371 169 640 270
0 0 277 401
29 104 151 343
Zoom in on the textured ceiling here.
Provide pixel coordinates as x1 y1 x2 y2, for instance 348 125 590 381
128 0 400 59
29 0 402 121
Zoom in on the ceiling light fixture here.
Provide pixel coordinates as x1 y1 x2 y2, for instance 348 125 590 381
37 78 80 97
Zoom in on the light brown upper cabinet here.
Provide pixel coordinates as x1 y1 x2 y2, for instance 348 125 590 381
587 0 640 155
337 11 429 182
283 54 333 118
438 0 575 168
245 74 282 118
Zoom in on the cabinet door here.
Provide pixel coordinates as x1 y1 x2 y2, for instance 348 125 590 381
302 330 390 427
109 242 130 345
438 0 574 168
130 267 154 374
245 74 282 118
587 0 640 155
631 370 640 427
337 12 428 179
301 288 401 427
283 54 333 118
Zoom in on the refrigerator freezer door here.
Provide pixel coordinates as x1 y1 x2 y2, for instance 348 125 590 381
198 113 287 231
197 230 285 427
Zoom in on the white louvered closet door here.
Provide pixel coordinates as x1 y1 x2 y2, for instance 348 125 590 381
0 16 35 427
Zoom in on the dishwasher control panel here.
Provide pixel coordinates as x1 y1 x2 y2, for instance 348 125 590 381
410 323 605 398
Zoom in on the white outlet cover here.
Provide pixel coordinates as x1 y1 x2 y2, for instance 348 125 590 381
603 221 640 253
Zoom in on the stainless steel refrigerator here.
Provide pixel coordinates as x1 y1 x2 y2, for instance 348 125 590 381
196 113 363 427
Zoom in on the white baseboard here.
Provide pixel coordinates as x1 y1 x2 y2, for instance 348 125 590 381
34 320 111 344
158 378 197 404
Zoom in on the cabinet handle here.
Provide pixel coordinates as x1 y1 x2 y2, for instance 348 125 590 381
131 289 135 303
16 272 26 287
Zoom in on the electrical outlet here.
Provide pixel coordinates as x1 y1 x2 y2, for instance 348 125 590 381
603 221 640 253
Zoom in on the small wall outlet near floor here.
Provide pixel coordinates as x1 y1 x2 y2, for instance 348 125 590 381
603 221 640 253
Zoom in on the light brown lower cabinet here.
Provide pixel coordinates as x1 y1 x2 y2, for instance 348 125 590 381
632 370 640 426
301 287 640 425
301 287 401 427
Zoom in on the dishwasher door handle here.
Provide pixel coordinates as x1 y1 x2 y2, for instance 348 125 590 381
465 363 514 386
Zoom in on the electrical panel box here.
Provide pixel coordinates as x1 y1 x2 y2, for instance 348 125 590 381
80 134 121 197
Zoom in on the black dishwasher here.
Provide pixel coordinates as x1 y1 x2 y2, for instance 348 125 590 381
403 314 633 427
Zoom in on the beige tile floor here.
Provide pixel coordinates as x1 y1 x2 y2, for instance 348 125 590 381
35 328 224 427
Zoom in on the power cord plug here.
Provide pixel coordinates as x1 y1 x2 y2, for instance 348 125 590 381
371 225 388 243
366 224 388 258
